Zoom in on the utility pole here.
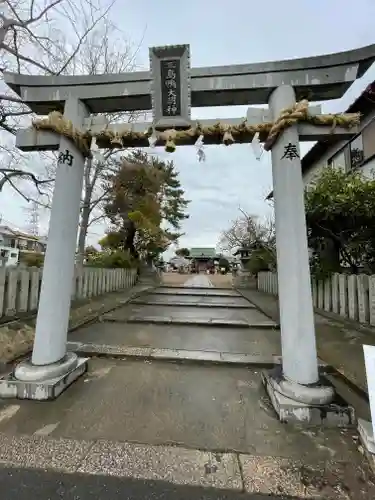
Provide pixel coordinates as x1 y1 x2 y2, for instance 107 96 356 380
24 201 39 236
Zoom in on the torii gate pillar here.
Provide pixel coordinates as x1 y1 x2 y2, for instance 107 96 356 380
7 97 89 400
261 85 335 419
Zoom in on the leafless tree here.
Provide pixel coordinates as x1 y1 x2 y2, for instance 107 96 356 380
52 20 145 266
0 0 115 195
0 1 145 267
218 207 276 260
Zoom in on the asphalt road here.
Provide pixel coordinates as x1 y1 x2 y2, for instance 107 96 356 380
0 465 301 500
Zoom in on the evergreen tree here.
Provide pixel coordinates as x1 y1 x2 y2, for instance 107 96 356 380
102 150 189 261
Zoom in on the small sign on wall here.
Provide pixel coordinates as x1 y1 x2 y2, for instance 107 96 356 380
363 344 375 439
149 44 191 129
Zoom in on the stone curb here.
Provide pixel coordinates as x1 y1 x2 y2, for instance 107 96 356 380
67 341 333 372
130 300 255 309
0 432 368 498
0 432 242 491
159 285 234 291
152 292 239 298
116 316 278 329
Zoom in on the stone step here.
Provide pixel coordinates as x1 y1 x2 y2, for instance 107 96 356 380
152 291 241 297
159 285 233 291
67 341 332 372
124 316 279 329
130 300 255 309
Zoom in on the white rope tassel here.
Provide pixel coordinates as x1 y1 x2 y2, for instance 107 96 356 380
148 129 158 148
251 132 264 160
195 134 206 162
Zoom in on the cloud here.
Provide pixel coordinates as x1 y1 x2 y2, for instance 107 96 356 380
153 144 273 251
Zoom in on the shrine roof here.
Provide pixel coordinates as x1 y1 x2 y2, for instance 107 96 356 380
189 248 217 258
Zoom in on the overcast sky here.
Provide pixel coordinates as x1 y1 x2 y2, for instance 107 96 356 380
2 0 375 259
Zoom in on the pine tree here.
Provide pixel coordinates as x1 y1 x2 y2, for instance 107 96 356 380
102 150 189 260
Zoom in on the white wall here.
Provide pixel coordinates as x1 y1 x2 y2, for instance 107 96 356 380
0 245 19 266
362 156 375 179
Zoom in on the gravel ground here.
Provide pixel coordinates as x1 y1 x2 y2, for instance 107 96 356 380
162 272 233 288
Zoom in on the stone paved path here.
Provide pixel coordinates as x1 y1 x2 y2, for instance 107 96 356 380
68 284 280 358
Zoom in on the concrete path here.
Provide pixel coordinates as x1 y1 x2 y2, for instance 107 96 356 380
0 281 374 498
183 274 213 287
0 356 372 498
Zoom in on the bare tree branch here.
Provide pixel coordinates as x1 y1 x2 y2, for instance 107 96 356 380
0 167 53 192
2 0 64 29
57 1 115 75
0 0 121 202
0 0 149 263
218 208 275 256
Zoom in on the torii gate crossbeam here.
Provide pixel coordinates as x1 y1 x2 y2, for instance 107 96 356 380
4 42 375 113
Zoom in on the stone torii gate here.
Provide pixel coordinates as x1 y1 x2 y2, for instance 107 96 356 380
1 44 374 421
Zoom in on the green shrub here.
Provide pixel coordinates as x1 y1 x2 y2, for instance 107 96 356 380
245 248 276 275
86 249 137 269
20 252 44 268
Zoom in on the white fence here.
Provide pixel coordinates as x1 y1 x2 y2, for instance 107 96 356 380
0 267 137 319
258 271 375 326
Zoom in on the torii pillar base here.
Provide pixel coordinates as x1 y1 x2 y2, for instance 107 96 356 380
262 367 355 426
0 353 88 401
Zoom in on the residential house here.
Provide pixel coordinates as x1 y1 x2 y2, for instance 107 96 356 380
267 80 375 197
0 225 47 266
265 82 375 271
